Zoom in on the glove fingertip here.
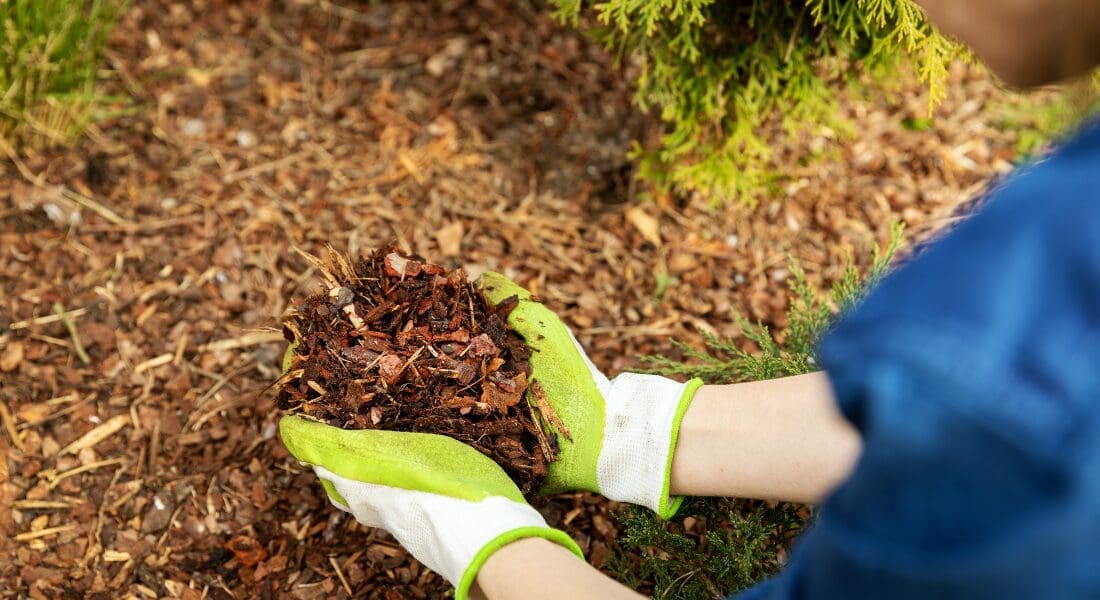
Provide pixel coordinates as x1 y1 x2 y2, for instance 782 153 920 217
475 272 532 304
278 415 327 465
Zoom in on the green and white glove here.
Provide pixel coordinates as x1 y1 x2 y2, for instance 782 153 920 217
477 273 703 519
280 416 583 599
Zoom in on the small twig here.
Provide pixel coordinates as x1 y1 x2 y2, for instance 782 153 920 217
46 458 126 491
18 395 92 431
299 0 378 25
0 400 25 452
392 346 425 382
526 400 555 461
784 3 811 63
330 556 354 596
28 333 72 348
172 334 190 366
222 149 312 183
60 188 131 226
52 302 90 364
15 525 78 542
529 380 571 442
12 500 73 510
189 360 256 416
133 353 173 374
9 307 88 330
578 325 675 337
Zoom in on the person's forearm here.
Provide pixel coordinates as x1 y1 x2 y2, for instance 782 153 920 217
670 371 860 504
472 538 643 600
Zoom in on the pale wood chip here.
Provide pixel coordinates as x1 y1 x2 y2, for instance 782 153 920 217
62 414 130 455
196 331 284 353
103 550 132 562
133 353 173 374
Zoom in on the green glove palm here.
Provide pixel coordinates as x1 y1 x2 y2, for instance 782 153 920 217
478 272 702 518
280 416 582 599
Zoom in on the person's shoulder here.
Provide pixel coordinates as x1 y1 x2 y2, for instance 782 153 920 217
987 118 1100 220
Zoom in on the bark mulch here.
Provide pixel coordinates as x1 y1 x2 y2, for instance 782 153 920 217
278 247 562 495
0 0 1056 597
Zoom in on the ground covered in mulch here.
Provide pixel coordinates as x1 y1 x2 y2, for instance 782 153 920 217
0 0 1055 597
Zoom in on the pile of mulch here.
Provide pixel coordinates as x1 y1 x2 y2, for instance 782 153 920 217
277 247 565 495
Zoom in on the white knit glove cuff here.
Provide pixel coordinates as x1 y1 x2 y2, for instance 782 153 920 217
596 373 700 518
314 466 563 595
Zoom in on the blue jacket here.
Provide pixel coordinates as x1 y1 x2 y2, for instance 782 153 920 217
740 119 1100 598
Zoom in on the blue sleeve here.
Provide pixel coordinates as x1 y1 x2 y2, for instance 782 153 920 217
733 120 1100 599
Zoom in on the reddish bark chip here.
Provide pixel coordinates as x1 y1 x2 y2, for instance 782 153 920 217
383 252 422 277
226 535 268 568
467 333 499 358
377 354 405 385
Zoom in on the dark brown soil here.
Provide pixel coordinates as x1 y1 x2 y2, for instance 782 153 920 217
277 247 560 495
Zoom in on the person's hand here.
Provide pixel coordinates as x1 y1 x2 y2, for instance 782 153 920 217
279 416 583 599
477 273 702 518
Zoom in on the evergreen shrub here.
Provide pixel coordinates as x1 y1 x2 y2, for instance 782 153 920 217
551 0 960 202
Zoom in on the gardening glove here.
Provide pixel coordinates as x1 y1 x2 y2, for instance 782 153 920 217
477 272 703 519
279 415 583 599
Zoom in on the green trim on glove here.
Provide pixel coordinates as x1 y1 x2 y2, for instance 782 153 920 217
280 416 527 504
656 377 704 519
478 272 605 494
455 526 585 600
318 477 349 508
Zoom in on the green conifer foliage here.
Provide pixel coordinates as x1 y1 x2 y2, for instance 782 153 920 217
551 0 959 202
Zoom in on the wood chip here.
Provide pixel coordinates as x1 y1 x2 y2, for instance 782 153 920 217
0 341 23 371
625 207 662 246
47 458 126 490
134 353 173 374
103 550 132 562
62 415 130 455
196 331 284 353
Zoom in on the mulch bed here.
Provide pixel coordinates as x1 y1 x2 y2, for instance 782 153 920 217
0 0 1052 597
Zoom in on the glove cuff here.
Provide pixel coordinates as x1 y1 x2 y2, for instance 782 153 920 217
596 374 703 518
456 526 584 600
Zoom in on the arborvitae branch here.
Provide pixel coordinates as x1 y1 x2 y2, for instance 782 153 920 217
552 1 960 202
